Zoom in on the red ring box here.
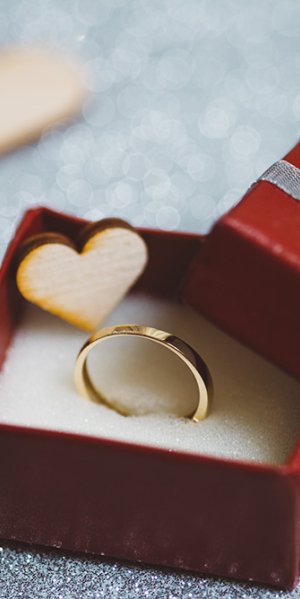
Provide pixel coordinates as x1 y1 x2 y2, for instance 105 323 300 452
0 146 300 590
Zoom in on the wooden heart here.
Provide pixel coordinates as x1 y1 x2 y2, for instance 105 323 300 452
0 47 85 155
16 219 148 331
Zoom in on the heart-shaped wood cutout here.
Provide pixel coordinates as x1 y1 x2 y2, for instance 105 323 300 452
16 219 148 331
0 47 86 155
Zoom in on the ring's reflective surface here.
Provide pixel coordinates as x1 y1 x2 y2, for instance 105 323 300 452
75 324 213 421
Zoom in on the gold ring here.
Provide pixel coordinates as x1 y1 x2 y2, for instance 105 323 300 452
74 325 213 422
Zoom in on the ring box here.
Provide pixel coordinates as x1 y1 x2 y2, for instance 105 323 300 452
0 145 300 590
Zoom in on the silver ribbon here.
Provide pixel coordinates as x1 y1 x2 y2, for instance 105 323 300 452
258 159 300 201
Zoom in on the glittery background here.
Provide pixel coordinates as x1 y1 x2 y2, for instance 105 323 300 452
1 542 300 599
1 0 300 596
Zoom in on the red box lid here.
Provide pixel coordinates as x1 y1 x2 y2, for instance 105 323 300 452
181 141 300 379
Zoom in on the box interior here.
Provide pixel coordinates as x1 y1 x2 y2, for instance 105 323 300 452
0 291 299 466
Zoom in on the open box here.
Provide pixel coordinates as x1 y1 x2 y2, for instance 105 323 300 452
0 152 300 589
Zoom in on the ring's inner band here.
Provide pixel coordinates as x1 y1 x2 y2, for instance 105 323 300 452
84 336 198 417
75 326 212 421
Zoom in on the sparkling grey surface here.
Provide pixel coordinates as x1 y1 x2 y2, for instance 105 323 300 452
1 0 300 262
0 0 300 596
1 541 300 599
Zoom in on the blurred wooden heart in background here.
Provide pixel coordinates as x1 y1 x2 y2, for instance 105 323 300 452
0 47 86 154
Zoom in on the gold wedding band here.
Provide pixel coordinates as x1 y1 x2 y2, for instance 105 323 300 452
74 325 212 422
